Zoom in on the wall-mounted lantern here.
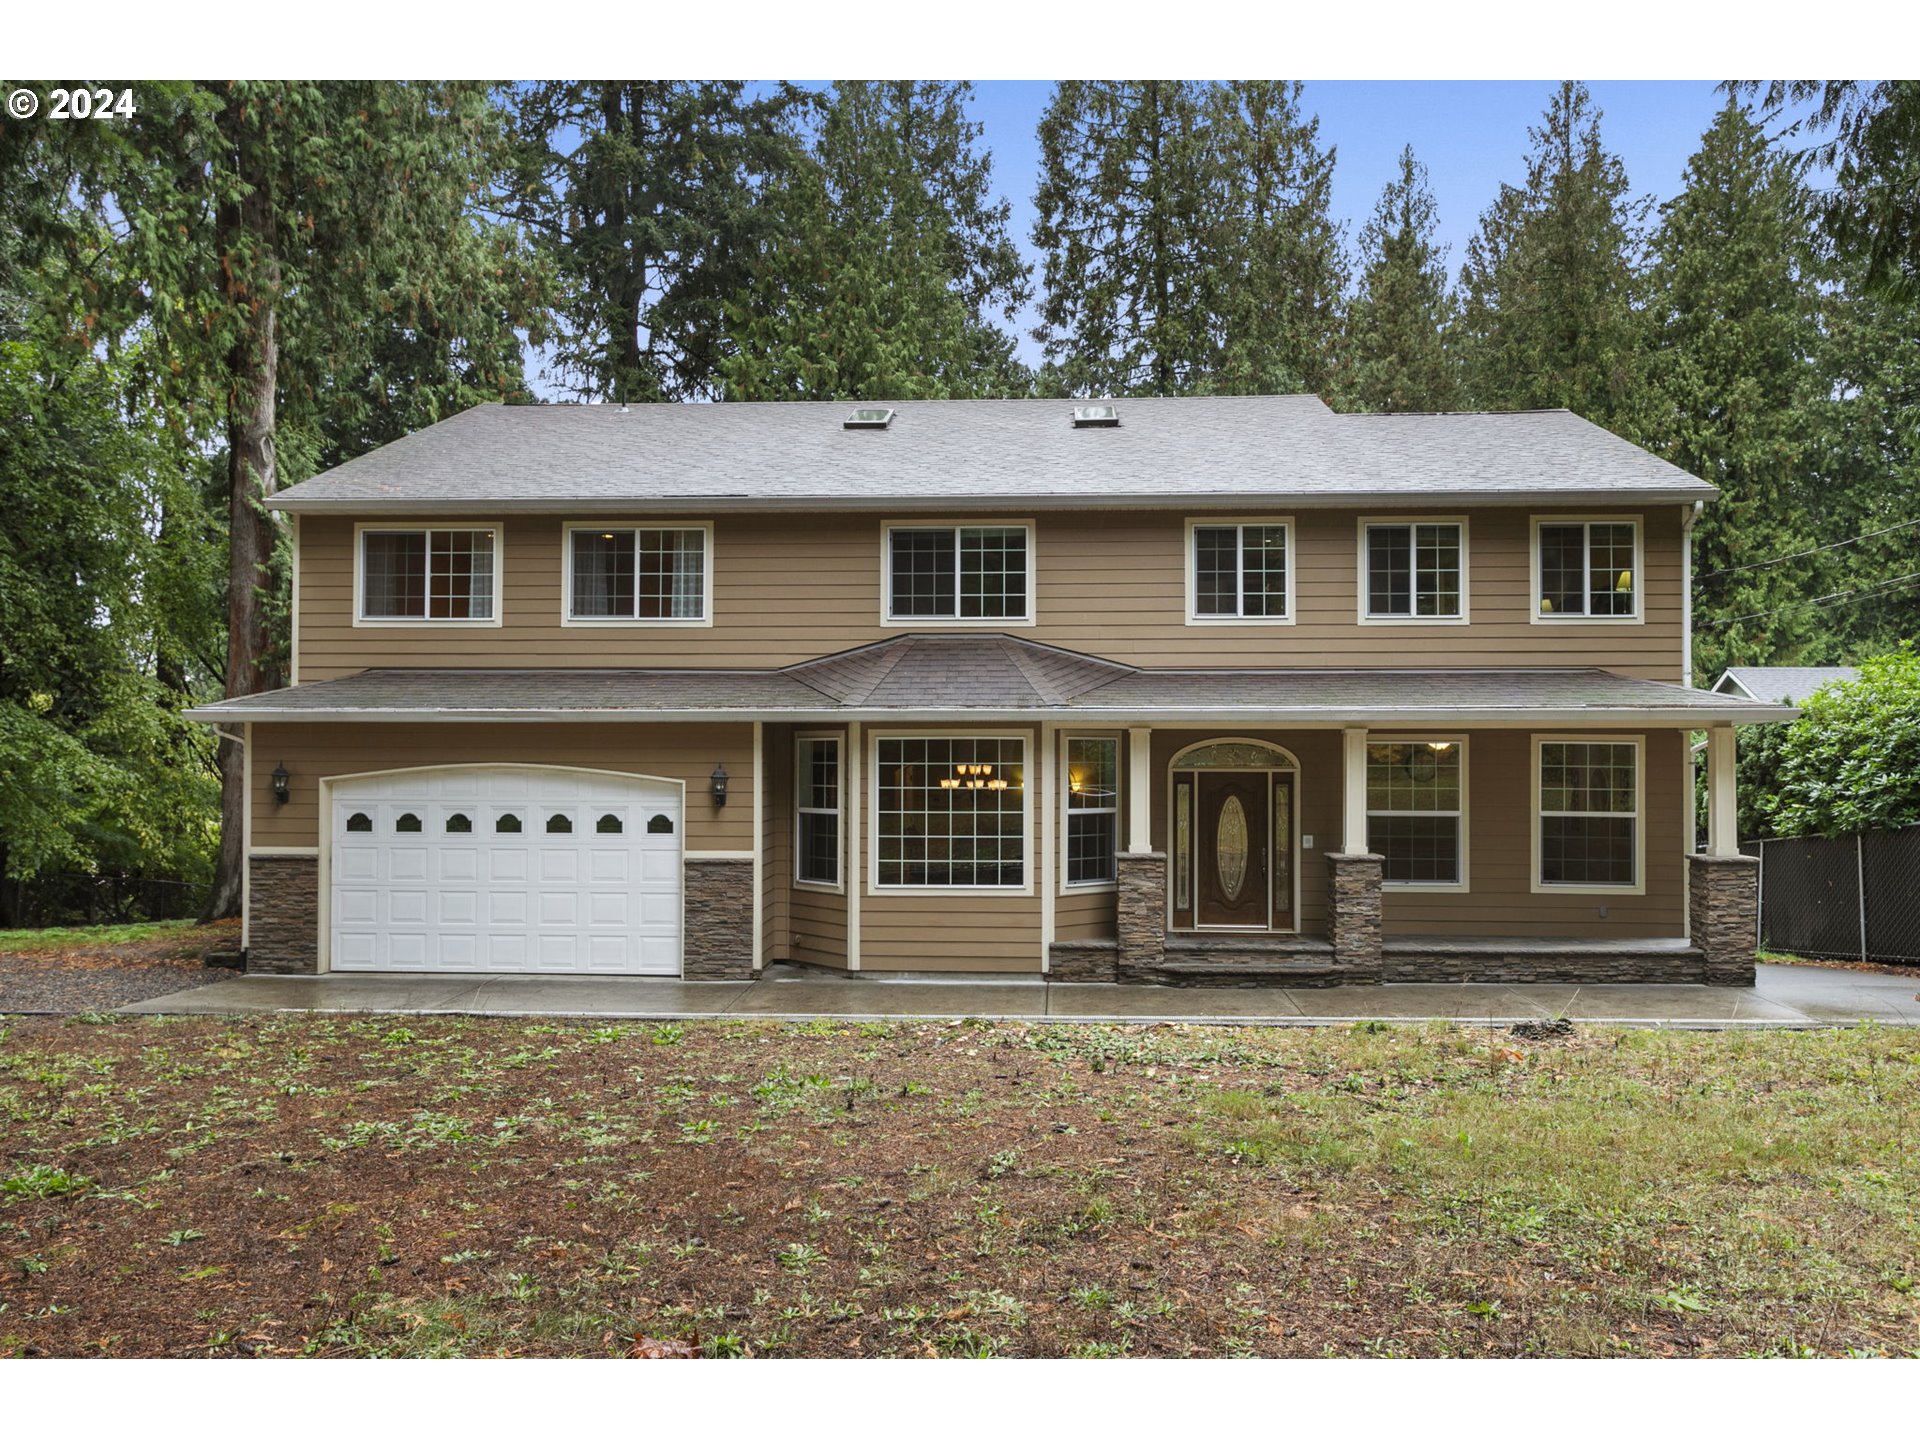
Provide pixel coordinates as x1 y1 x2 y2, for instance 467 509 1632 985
271 762 291 805
710 763 729 808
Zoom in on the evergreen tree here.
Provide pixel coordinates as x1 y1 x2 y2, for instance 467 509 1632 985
14 81 538 917
1335 145 1463 412
498 81 801 402
720 82 1031 399
1205 81 1346 395
1457 82 1650 424
1642 101 1827 679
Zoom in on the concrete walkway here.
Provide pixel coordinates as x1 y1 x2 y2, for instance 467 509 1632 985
111 961 1920 1028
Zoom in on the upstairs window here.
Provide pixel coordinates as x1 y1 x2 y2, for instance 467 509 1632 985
886 525 1030 622
1365 522 1464 620
1189 521 1292 621
1536 519 1639 619
360 528 497 621
568 526 708 622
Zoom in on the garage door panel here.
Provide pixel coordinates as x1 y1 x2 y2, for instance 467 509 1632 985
331 768 682 976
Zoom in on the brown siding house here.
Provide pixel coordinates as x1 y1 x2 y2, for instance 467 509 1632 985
191 396 1789 987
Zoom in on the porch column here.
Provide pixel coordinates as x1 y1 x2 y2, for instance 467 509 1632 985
1116 726 1165 975
1706 724 1738 857
1328 725 1383 982
1692 723 1758 985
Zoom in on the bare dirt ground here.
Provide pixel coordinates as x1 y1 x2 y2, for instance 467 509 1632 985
2 1013 1915 1358
0 921 237 1016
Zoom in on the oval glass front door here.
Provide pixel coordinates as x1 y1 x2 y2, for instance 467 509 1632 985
1217 795 1248 901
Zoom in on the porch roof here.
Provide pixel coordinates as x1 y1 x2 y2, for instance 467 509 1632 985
186 634 1795 727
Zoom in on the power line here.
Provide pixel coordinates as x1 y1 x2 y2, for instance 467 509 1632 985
1698 570 1920 630
1698 516 1920 581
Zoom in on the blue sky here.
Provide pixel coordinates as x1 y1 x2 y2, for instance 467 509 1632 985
955 80 1766 364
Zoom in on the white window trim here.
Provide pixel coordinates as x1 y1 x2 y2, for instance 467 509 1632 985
1059 731 1121 895
1365 734 1470 892
1529 515 1645 626
1183 517 1297 625
880 520 1037 628
352 522 505 628
1530 733 1647 896
794 731 844 893
560 520 715 628
867 729 1033 897
1355 516 1471 626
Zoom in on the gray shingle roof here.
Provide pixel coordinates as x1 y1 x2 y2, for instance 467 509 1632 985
1713 666 1859 704
188 635 1791 725
265 396 1717 514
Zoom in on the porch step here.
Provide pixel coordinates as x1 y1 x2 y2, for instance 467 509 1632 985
1128 936 1346 987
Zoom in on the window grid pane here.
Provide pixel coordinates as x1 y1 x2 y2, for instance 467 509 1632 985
1194 527 1240 616
1539 742 1637 885
1239 526 1289 617
958 527 1027 619
1365 742 1462 885
1367 527 1412 615
877 737 1025 887
571 531 636 617
1539 524 1587 616
796 737 841 886
1588 524 1636 616
637 529 705 620
1066 737 1118 886
890 529 958 618
363 532 426 617
428 530 493 619
1414 523 1461 617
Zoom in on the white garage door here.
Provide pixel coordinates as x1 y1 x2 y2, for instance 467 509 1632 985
329 767 682 975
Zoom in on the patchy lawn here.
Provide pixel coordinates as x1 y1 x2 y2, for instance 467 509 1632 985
0 920 236 1015
1 1014 1915 1358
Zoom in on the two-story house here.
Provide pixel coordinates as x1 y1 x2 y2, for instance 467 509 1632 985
187 395 1790 986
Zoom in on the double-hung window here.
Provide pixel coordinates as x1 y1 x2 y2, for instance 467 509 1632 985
885 525 1030 622
1366 740 1465 886
1189 520 1292 621
874 736 1026 888
1363 521 1465 620
567 525 709 622
1063 735 1119 888
359 527 498 622
795 735 842 888
1535 519 1639 619
1536 739 1641 889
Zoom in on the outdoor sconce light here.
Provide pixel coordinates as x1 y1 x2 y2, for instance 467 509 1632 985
710 763 729 808
271 762 291 805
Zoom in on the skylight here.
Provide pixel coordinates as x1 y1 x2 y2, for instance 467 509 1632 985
844 407 896 430
1071 405 1120 428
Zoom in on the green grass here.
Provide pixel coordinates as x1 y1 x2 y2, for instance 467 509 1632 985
0 919 202 954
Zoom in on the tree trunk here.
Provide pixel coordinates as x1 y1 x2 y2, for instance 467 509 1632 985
202 106 281 924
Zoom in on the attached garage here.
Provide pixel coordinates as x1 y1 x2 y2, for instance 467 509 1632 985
328 766 683 975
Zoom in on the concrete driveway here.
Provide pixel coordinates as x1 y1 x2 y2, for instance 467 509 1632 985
111 961 1920 1028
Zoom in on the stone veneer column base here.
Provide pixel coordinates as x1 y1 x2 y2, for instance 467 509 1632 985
1116 852 1167 974
1689 853 1760 986
684 857 755 980
1326 852 1384 983
248 855 320 974
1047 940 1119 982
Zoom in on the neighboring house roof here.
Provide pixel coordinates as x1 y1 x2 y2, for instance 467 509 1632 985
264 396 1719 514
1712 666 1860 704
187 634 1793 725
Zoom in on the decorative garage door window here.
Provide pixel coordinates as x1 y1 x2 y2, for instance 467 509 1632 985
875 736 1025 887
331 769 681 975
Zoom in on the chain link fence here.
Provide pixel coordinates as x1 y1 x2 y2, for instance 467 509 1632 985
1748 825 1920 965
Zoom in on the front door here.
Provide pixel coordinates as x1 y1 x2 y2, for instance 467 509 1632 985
1196 771 1269 927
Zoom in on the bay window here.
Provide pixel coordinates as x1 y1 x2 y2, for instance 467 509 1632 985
795 735 842 888
1063 735 1119 887
875 736 1026 888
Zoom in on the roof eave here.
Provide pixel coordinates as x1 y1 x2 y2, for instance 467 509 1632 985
265 486 1720 516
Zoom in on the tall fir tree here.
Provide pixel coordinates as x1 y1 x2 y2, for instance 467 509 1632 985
1031 80 1214 396
1457 82 1650 425
1335 145 1463 413
1642 101 1827 679
498 81 801 402
12 81 538 917
1204 81 1346 396
720 82 1031 399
